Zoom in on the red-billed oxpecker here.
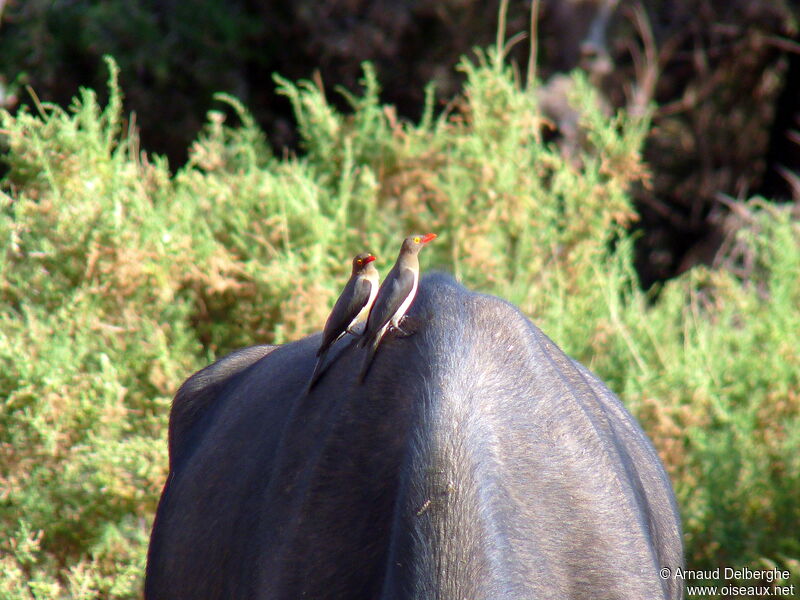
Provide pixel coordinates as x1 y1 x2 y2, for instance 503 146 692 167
308 252 379 389
358 233 436 381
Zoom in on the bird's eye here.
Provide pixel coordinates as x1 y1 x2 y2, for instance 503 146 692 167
413 236 420 243
357 259 362 264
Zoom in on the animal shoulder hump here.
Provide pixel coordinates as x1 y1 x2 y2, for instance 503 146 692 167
168 344 278 463
413 274 535 363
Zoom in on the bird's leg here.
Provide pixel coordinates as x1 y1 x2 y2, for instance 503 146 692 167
391 324 411 337
346 321 367 337
391 315 419 338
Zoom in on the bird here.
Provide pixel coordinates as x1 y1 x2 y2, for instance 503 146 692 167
358 233 436 382
308 252 379 390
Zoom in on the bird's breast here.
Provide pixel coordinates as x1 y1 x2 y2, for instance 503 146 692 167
390 270 418 327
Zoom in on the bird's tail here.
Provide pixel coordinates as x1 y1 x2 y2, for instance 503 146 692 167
356 330 370 348
358 334 381 383
306 349 329 393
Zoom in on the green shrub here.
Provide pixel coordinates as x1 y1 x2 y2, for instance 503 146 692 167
610 202 800 588
1 52 797 597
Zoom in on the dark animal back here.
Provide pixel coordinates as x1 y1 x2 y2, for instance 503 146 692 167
146 273 683 600
167 344 277 470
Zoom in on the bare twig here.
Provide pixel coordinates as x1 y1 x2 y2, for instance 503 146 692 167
495 0 510 71
503 31 528 61
526 0 541 90
776 165 800 200
762 34 800 55
625 3 659 118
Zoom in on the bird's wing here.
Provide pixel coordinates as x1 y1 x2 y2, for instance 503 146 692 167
319 278 356 351
319 276 373 352
367 266 415 334
351 276 375 315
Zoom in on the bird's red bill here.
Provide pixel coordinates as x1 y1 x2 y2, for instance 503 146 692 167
421 233 437 244
364 255 377 263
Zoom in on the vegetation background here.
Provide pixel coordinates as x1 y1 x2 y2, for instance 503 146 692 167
1 1 799 598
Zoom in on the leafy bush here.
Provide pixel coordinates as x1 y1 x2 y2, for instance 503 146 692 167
1 52 797 597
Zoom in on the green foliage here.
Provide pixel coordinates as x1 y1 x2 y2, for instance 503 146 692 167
1 53 798 597
590 206 800 588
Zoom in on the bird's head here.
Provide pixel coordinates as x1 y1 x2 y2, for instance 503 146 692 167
352 252 377 274
401 233 437 255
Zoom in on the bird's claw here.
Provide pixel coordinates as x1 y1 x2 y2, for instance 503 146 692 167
391 315 419 338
